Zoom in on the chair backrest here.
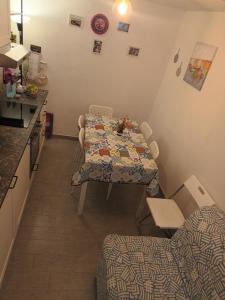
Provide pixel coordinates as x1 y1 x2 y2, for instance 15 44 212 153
173 175 215 219
89 105 113 118
79 127 85 149
78 115 85 129
149 141 159 160
140 121 153 141
171 206 225 299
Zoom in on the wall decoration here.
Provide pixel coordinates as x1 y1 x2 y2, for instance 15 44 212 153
69 15 83 27
176 62 182 77
117 21 130 33
93 40 103 54
91 14 109 35
128 47 140 57
173 48 180 63
183 42 218 91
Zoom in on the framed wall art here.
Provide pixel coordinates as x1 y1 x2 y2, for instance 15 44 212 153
69 15 83 28
93 40 103 54
91 14 109 35
183 42 218 91
117 22 130 33
128 46 140 57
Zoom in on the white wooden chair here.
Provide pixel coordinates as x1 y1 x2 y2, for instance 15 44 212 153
140 121 153 142
89 105 113 118
149 141 159 160
145 175 215 231
78 115 85 130
79 127 85 149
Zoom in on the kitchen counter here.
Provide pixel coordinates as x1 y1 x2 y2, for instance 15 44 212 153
0 89 48 208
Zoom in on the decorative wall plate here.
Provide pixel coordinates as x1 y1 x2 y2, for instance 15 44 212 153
91 14 109 35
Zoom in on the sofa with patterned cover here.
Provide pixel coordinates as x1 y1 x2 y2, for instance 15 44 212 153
97 206 225 299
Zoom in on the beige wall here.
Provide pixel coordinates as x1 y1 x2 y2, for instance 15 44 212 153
149 11 225 210
10 0 183 136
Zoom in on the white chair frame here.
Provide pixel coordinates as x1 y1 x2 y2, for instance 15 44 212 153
149 141 159 160
139 175 215 232
78 115 85 130
140 121 153 142
79 127 85 149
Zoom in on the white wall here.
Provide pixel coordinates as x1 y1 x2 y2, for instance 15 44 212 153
149 12 225 210
10 0 183 136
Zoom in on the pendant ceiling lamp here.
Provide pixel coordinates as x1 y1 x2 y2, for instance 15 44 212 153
115 0 131 16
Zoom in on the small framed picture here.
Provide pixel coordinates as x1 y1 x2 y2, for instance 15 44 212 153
128 47 140 57
93 40 103 54
117 22 130 33
69 15 83 28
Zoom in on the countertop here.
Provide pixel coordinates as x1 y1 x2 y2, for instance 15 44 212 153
0 89 48 208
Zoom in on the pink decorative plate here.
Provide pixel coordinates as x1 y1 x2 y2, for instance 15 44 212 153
91 14 109 35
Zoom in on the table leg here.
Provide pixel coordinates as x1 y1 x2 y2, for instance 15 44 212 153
78 182 88 215
136 185 148 220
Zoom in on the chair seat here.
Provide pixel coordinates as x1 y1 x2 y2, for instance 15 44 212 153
147 198 185 229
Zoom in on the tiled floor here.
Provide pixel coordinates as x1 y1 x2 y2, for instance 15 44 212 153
0 137 162 300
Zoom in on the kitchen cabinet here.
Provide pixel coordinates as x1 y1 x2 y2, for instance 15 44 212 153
0 0 10 48
12 144 30 232
0 144 30 286
0 190 13 286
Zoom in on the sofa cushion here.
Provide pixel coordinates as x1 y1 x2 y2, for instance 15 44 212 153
103 234 187 300
171 206 225 299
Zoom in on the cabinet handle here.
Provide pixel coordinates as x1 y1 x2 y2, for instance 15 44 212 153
32 164 39 172
10 176 18 189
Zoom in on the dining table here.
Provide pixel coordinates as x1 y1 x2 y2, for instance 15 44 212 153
72 114 159 215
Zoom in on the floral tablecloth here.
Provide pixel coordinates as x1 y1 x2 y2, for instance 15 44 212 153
72 114 159 190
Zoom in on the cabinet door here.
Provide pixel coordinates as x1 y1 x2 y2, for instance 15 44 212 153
0 190 13 285
0 0 10 48
12 144 30 232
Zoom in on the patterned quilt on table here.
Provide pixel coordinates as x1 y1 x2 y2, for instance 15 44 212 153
97 206 225 300
72 114 158 188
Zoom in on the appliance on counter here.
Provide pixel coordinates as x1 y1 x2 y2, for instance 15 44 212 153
0 100 37 128
0 43 30 68
29 119 41 175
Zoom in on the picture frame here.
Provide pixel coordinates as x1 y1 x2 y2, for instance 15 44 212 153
183 42 218 91
128 46 140 57
93 40 103 54
117 22 130 33
69 15 83 28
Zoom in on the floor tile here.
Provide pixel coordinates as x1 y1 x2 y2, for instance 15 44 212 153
48 272 95 291
0 137 162 298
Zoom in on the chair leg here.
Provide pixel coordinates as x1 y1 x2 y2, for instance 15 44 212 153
106 183 113 200
139 213 151 224
78 182 88 215
137 213 150 235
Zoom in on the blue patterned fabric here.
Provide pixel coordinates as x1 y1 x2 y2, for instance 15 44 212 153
171 206 225 299
97 206 225 300
72 114 159 186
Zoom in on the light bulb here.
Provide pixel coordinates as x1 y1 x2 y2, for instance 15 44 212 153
11 14 30 24
117 0 128 16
